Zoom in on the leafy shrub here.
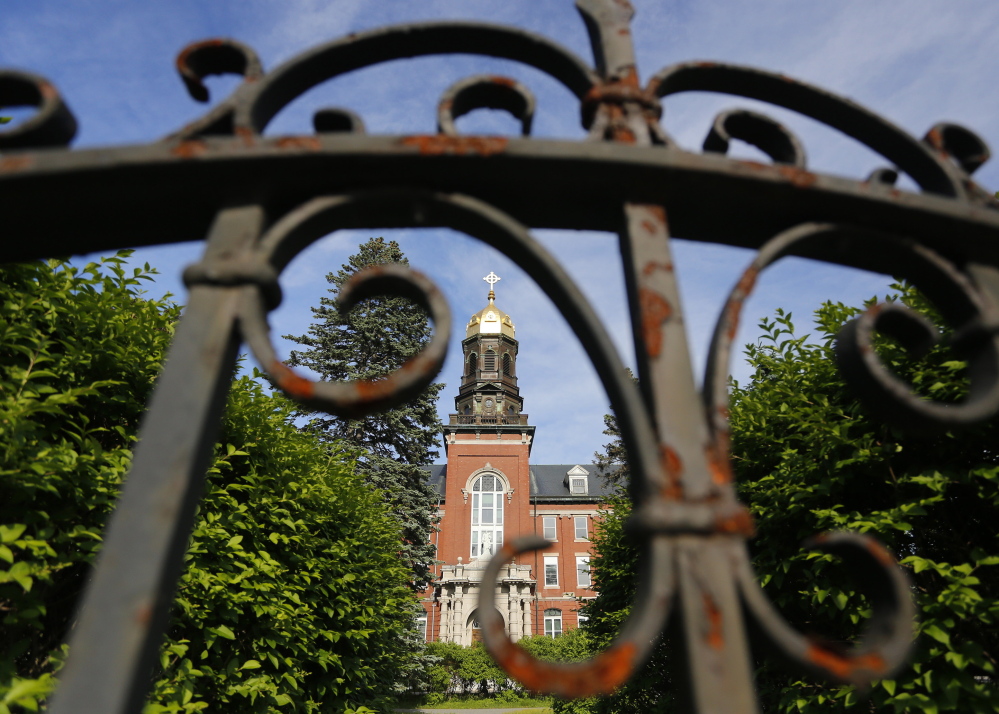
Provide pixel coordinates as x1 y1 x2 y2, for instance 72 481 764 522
577 285 999 713
0 256 420 713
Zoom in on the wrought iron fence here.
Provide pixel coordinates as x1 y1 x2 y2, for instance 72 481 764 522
3 0 999 712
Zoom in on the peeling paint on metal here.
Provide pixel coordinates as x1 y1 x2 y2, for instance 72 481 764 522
271 361 315 400
493 639 637 697
865 539 896 567
274 136 322 151
703 594 724 650
714 508 755 537
805 644 886 681
399 134 508 156
776 165 818 188
171 140 208 159
639 288 671 358
0 155 34 173
661 444 683 500
705 442 734 486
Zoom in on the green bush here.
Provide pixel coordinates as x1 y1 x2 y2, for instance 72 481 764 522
577 285 999 713
0 256 419 713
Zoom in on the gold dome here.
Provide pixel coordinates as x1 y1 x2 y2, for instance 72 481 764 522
466 298 515 338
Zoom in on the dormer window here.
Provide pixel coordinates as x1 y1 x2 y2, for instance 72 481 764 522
564 465 589 495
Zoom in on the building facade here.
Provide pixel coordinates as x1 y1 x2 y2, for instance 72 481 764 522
419 274 613 643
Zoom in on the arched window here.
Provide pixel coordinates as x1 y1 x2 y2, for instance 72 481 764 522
544 609 562 638
466 353 477 376
470 473 504 558
483 349 496 371
502 353 512 376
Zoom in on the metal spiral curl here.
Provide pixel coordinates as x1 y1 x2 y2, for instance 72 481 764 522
168 38 264 140
437 75 536 137
705 221 999 437
239 261 450 420
703 108 806 168
0 70 77 149
735 531 915 685
647 61 991 201
697 222 928 683
479 535 675 698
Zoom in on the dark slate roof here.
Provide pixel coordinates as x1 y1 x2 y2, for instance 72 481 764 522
529 464 617 501
422 463 618 501
425 464 447 496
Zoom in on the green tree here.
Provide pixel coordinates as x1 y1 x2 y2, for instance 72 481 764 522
1 255 179 710
284 237 444 590
149 373 416 714
730 292 999 713
579 286 999 713
0 255 419 713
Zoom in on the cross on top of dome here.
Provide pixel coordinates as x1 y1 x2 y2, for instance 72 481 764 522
483 271 501 302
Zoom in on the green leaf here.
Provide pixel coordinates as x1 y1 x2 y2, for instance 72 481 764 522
923 624 952 648
210 625 236 640
240 659 261 670
0 524 27 544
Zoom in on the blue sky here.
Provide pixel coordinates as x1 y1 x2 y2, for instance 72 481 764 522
5 1 999 464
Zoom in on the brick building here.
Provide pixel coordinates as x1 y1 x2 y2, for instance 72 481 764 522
418 274 613 643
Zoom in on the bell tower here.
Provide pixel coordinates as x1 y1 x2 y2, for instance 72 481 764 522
454 271 526 423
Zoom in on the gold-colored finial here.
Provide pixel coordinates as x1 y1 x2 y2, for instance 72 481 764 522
483 271 501 302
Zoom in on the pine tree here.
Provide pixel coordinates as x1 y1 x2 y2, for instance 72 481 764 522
284 237 444 590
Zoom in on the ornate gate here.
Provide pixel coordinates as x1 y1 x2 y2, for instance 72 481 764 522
3 1 998 712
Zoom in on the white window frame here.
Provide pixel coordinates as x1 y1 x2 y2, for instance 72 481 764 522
544 555 558 587
570 476 587 494
544 609 562 638
471 473 504 558
576 556 591 588
574 515 588 540
416 614 428 640
542 515 557 541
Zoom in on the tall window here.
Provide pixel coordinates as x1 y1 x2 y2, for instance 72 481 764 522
544 555 558 587
416 614 428 640
542 515 557 540
544 609 562 638
576 556 591 588
502 353 512 376
574 516 588 540
471 474 504 558
483 349 496 371
466 353 477 376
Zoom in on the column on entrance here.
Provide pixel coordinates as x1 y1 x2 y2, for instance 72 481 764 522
454 586 466 646
438 595 450 642
509 583 521 642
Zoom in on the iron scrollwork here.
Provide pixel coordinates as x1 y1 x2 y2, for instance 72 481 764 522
3 0 999 712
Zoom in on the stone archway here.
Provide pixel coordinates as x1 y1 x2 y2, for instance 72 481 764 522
466 608 504 645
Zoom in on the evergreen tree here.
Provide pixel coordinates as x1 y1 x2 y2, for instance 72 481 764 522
284 237 444 590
